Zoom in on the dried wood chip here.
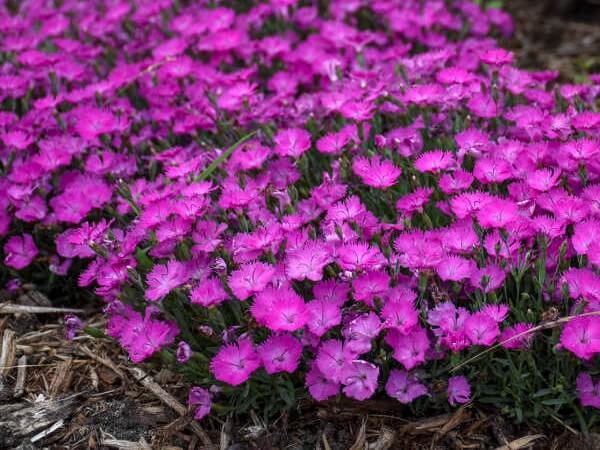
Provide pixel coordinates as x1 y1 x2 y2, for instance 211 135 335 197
0 304 84 314
371 427 396 450
49 358 73 397
349 419 367 450
0 396 78 448
127 367 214 448
494 434 545 450
0 329 16 376
14 355 27 398
100 436 152 450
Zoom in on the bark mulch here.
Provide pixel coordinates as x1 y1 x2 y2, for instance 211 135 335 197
1 286 599 450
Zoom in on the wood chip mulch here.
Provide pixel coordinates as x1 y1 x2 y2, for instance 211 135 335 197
2 288 600 450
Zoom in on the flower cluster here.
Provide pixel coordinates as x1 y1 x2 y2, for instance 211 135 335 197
1 0 600 421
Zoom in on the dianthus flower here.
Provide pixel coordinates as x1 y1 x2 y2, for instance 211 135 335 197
352 155 401 189
145 260 189 301
4 233 38 270
447 376 471 406
188 387 212 420
576 373 600 409
385 369 428 404
228 262 276 301
210 338 260 386
561 316 600 360
273 127 311 158
258 334 303 374
341 360 379 401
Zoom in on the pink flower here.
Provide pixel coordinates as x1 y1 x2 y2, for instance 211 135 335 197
479 48 514 66
315 339 355 383
561 316 600 360
72 107 119 140
396 188 433 216
145 260 189 301
381 300 418 334
470 265 506 292
285 241 333 281
274 128 311 158
342 313 382 355
435 256 476 282
316 131 351 154
386 327 429 370
177 341 192 363
576 373 600 409
258 334 302 374
306 362 340 401
341 360 379 401
500 323 535 349
190 277 228 307
228 262 276 300
210 338 260 386
188 387 212 420
447 376 471 406
352 155 401 189
414 150 455 173
4 233 38 270
337 243 385 272
352 271 390 307
464 312 500 346
526 169 561 192
251 286 308 332
385 369 428 404
306 299 342 336
476 198 519 229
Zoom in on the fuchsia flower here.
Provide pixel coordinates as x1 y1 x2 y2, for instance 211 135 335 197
385 369 428 404
228 262 276 300
306 299 342 336
464 312 500 346
561 316 600 360
435 255 476 282
145 260 189 301
188 387 212 420
258 334 303 374
476 198 519 229
190 277 228 307
479 48 514 67
396 188 433 216
4 233 38 270
285 241 333 281
177 341 192 363
576 373 600 409
274 128 311 158
500 323 535 349
64 315 83 340
352 156 401 189
414 150 455 173
315 339 355 383
343 313 382 355
447 376 471 406
251 286 308 331
341 360 379 400
210 338 260 386
385 327 430 370
306 362 340 401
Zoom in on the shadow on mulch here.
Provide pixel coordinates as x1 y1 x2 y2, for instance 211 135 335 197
504 0 600 79
0 293 599 450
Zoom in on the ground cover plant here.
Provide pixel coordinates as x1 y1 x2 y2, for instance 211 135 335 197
1 0 600 434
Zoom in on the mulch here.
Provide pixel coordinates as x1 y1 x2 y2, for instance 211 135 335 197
1 288 599 450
